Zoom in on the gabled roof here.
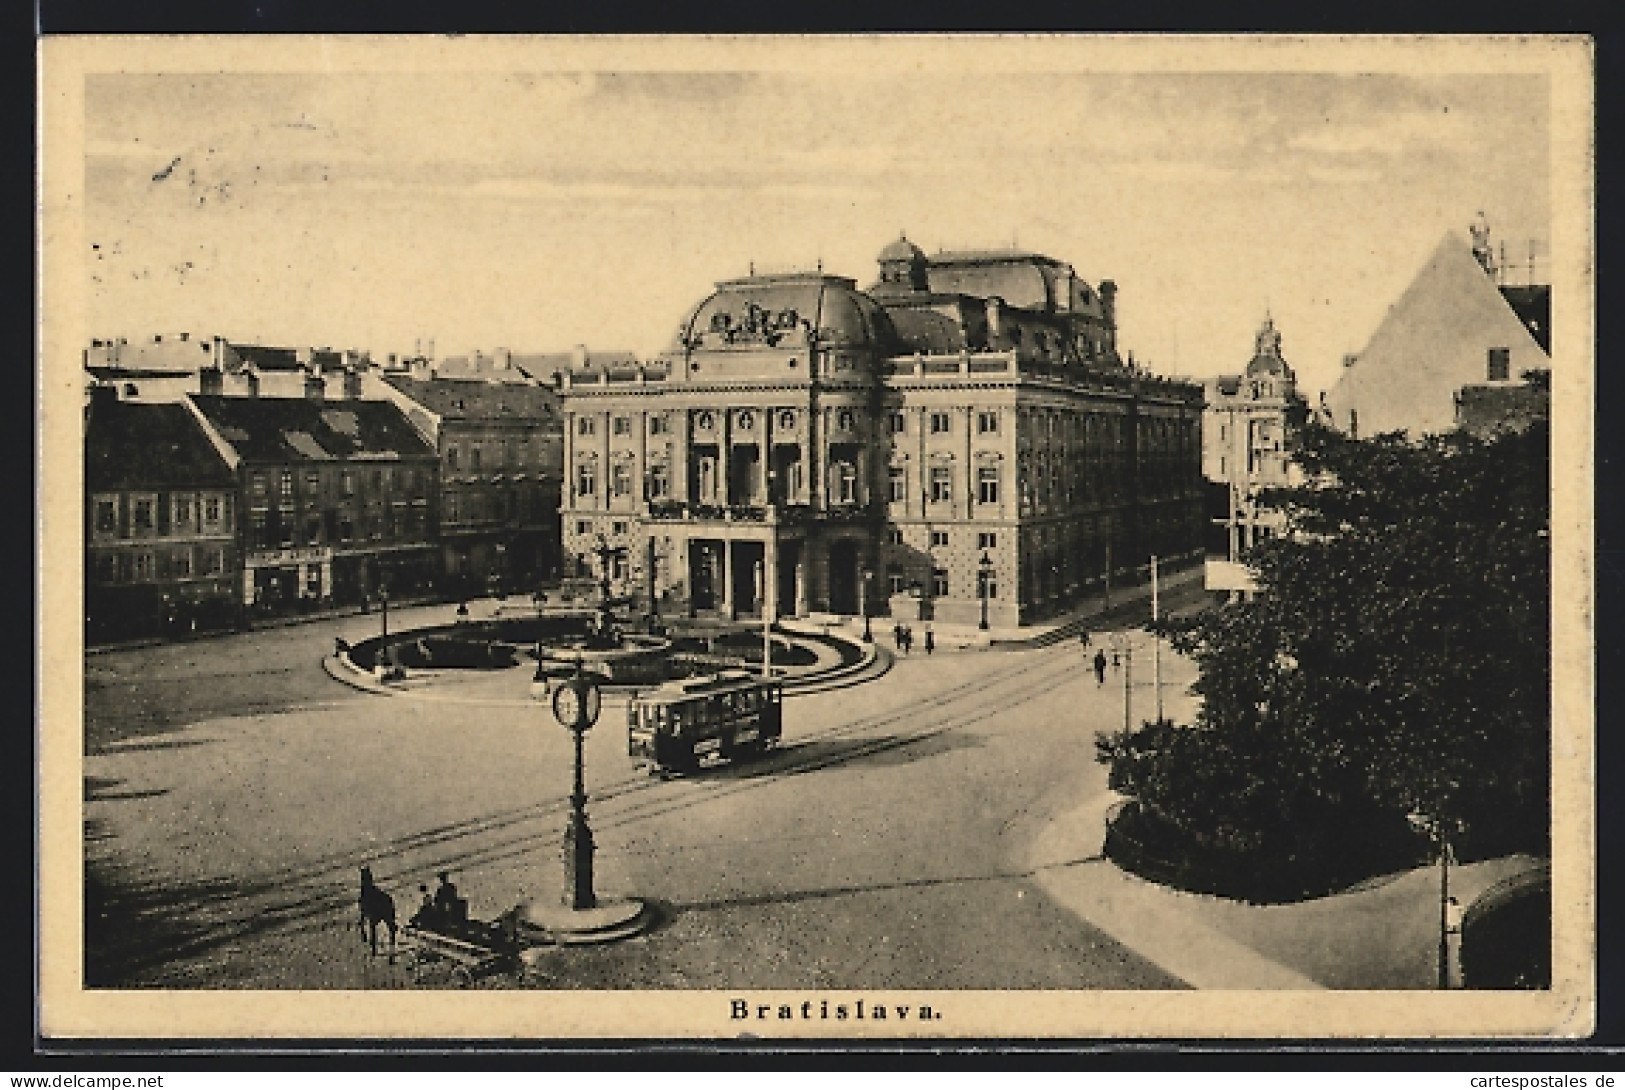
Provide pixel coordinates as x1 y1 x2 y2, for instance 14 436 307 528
1498 284 1552 353
1325 231 1551 437
382 375 562 424
189 394 437 464
85 398 235 491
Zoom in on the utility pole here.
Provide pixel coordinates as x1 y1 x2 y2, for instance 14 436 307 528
1151 554 1162 722
1122 637 1133 734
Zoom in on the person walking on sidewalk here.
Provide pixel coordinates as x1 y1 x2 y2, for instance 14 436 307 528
1093 649 1108 686
923 626 935 655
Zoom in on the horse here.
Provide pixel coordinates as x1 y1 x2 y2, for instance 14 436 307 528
357 865 397 956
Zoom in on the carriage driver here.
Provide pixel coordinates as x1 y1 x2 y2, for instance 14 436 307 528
433 871 465 923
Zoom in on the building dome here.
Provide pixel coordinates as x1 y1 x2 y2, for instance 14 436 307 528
877 233 926 265
670 273 897 354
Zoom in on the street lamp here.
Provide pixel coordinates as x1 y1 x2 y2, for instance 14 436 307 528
859 565 873 643
552 660 603 911
379 585 389 639
978 551 993 631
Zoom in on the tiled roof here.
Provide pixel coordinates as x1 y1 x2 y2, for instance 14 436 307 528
85 399 235 490
189 394 437 464
382 375 562 424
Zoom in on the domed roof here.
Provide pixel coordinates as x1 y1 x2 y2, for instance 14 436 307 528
671 273 897 353
878 233 926 265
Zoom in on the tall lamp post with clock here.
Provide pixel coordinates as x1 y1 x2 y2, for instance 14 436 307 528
515 661 650 946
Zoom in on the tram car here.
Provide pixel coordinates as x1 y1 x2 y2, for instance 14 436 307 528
627 670 784 773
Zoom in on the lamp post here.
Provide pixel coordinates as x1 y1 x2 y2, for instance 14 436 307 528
552 661 602 911
859 565 873 643
1151 553 1162 722
978 550 993 631
379 586 389 639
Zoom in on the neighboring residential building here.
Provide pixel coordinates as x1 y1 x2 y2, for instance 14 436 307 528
1202 315 1308 560
557 236 1205 628
379 375 565 594
1325 228 1552 437
1455 369 1551 438
84 387 240 641
188 382 441 611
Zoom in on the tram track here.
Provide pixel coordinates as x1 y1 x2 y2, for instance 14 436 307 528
121 643 1097 954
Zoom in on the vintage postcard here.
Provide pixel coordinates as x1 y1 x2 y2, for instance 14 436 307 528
38 34 1595 1041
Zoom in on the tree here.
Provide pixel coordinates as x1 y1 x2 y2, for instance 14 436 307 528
1098 418 1550 900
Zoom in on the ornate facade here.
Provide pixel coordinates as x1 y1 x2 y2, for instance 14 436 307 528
1202 316 1307 557
559 238 1205 628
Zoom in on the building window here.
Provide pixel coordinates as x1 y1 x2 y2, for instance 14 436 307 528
172 548 192 578
930 412 951 435
698 456 719 502
446 445 459 470
613 416 632 436
833 462 858 504
650 414 669 436
204 495 222 525
885 528 904 545
132 552 154 582
304 470 320 494
888 569 906 595
777 409 796 430
696 411 715 431
576 462 597 498
94 553 117 583
577 417 596 436
613 521 629 536
978 531 997 550
889 466 907 503
470 446 482 471
837 410 855 432
576 520 590 535
929 466 953 504
306 515 322 544
786 460 805 501
930 530 949 547
1488 347 1511 382
131 496 155 534
444 493 461 522
202 547 224 576
736 410 754 432
611 462 633 497
984 570 999 599
173 496 193 528
94 497 118 536
932 568 949 597
977 465 1001 505
888 411 905 435
647 464 671 500
250 472 267 502
341 471 354 497
977 411 999 435
279 470 294 501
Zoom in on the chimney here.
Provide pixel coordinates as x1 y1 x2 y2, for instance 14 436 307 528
495 347 512 371
200 367 224 396
1098 280 1118 329
1342 353 1359 369
304 366 325 401
212 336 227 371
245 368 260 398
343 367 363 399
572 344 589 369
179 331 189 342
387 353 398 369
296 346 312 368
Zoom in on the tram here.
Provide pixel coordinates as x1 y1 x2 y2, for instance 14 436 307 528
627 669 784 773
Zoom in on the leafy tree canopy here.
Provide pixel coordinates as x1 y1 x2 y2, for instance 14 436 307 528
1099 417 1550 890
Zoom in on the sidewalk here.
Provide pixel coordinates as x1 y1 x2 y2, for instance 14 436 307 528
1027 790 1546 990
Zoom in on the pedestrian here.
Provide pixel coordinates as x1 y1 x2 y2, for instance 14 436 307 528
923 626 935 655
1111 649 1121 669
1093 649 1108 685
892 623 904 651
1079 630 1091 649
902 625 913 654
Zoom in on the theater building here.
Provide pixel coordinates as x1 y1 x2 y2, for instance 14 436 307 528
558 237 1205 628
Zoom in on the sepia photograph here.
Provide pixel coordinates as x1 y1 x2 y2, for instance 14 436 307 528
37 34 1594 1041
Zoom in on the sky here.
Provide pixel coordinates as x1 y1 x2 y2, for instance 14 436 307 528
81 55 1552 399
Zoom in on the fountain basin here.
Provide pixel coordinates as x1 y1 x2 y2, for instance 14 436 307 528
541 634 674 685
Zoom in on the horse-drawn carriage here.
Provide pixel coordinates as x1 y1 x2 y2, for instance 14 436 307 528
357 866 524 987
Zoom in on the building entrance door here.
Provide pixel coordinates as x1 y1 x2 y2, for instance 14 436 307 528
690 540 721 612
828 539 859 615
776 540 800 617
731 540 764 618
